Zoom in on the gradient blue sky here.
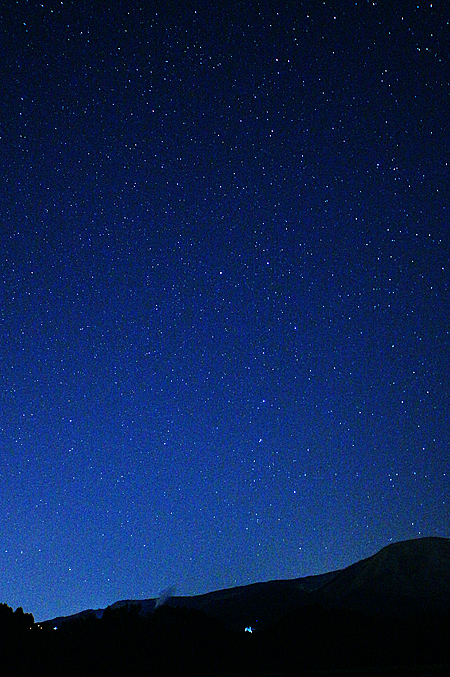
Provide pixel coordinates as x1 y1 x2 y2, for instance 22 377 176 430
1 0 449 621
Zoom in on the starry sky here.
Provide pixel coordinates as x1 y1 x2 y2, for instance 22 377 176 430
1 0 449 622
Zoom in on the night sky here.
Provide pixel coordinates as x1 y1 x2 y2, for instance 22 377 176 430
1 0 449 622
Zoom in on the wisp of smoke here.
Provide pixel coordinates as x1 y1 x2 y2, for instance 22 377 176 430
155 585 176 608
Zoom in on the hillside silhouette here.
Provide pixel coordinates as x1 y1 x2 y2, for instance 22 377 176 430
3 537 450 675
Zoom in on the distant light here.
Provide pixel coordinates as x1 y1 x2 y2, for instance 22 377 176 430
245 626 254 633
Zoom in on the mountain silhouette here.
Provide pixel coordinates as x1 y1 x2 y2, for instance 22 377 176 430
43 536 450 631
312 536 450 617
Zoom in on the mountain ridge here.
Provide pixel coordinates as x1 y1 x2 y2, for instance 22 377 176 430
312 535 450 617
42 536 450 630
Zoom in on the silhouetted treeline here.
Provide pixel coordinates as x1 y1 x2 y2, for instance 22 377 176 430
1 599 450 675
0 603 35 673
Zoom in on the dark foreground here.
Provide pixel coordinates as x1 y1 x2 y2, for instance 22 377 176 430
301 666 450 676
2 602 450 676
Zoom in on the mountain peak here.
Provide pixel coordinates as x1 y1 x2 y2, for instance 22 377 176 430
316 536 450 616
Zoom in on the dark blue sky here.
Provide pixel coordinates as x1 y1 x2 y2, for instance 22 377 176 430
1 0 449 621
